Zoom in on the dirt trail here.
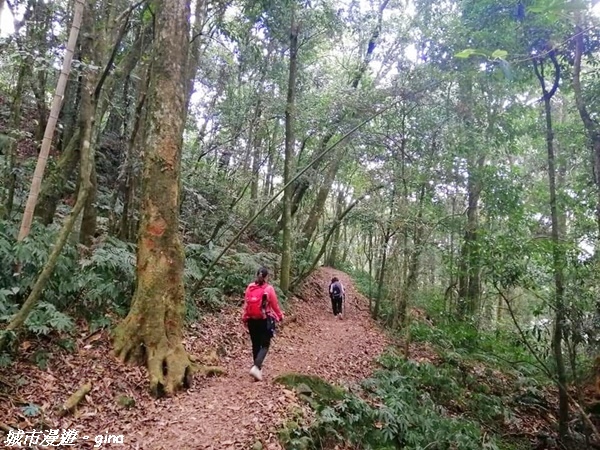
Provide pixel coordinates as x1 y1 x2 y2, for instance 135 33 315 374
135 267 388 449
2 267 389 450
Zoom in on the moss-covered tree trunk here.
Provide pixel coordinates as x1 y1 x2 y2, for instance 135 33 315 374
35 130 81 224
17 0 84 241
113 0 192 397
280 9 299 293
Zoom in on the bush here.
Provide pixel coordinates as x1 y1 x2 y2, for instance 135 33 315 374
0 220 79 336
279 354 503 450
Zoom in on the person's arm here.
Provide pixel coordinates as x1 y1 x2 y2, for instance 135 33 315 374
242 286 250 323
267 285 284 321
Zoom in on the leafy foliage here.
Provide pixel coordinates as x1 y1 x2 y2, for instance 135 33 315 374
280 352 505 450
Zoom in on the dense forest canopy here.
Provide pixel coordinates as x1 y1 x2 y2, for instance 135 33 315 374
2 0 600 448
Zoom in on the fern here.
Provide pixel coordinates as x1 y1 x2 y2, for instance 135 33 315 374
281 355 503 450
78 237 136 314
25 302 74 335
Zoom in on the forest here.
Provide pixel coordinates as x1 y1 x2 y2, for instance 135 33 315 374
1 0 600 449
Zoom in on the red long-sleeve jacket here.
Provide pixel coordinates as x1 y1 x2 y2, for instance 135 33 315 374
242 282 284 323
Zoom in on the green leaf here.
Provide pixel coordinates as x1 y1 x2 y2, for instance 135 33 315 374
455 49 477 58
491 49 508 60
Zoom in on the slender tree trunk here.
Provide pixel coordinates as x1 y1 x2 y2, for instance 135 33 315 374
302 157 342 244
118 60 150 240
2 62 95 344
250 134 262 214
457 154 484 318
395 184 426 327
80 162 97 244
325 189 345 267
280 10 299 293
367 230 373 309
35 130 81 224
533 55 569 441
573 21 600 239
373 231 390 320
113 0 192 397
291 187 381 289
456 73 484 320
1 63 27 218
17 0 85 241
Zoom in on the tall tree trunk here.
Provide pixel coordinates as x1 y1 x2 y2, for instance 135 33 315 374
533 54 569 441
280 10 299 293
79 0 128 245
292 0 390 227
291 187 382 289
17 0 85 241
113 0 192 397
456 72 484 320
2 52 95 344
367 230 373 309
1 63 26 218
35 130 81 224
573 21 600 239
394 184 426 327
302 157 342 243
373 230 391 320
457 153 484 318
325 189 345 267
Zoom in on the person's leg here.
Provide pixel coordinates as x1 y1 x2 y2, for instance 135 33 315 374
332 297 340 315
248 320 261 363
254 320 272 369
331 296 337 315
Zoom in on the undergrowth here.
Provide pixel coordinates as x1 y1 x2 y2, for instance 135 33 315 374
278 350 515 450
0 219 282 349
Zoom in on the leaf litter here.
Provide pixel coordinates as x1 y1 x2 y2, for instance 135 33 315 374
0 266 565 449
1 267 390 449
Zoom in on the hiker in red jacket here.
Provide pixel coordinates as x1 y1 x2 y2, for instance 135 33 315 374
242 267 284 381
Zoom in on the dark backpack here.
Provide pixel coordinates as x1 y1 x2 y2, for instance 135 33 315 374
331 282 342 300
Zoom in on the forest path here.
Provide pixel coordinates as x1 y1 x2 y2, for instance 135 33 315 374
135 267 389 449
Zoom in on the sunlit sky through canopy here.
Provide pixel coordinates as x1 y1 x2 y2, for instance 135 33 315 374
2 1 600 36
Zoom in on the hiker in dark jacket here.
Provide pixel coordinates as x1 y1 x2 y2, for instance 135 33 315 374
329 276 345 320
242 267 283 381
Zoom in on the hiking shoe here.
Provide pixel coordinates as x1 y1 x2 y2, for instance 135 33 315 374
250 365 263 381
338 313 343 320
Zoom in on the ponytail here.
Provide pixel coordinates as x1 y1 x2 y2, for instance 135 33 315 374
255 266 269 286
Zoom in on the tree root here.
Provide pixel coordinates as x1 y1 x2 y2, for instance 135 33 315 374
192 364 226 377
58 381 92 417
0 422 15 433
113 320 193 397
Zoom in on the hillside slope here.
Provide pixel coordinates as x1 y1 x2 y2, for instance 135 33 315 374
2 267 390 449
136 267 389 449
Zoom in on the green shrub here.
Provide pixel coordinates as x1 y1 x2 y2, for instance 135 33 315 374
280 355 503 450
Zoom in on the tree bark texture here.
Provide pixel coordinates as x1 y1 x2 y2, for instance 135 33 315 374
3 65 95 341
17 0 85 241
280 11 299 293
573 21 600 239
112 0 192 397
533 54 569 441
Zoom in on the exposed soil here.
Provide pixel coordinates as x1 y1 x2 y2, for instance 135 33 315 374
1 267 397 449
